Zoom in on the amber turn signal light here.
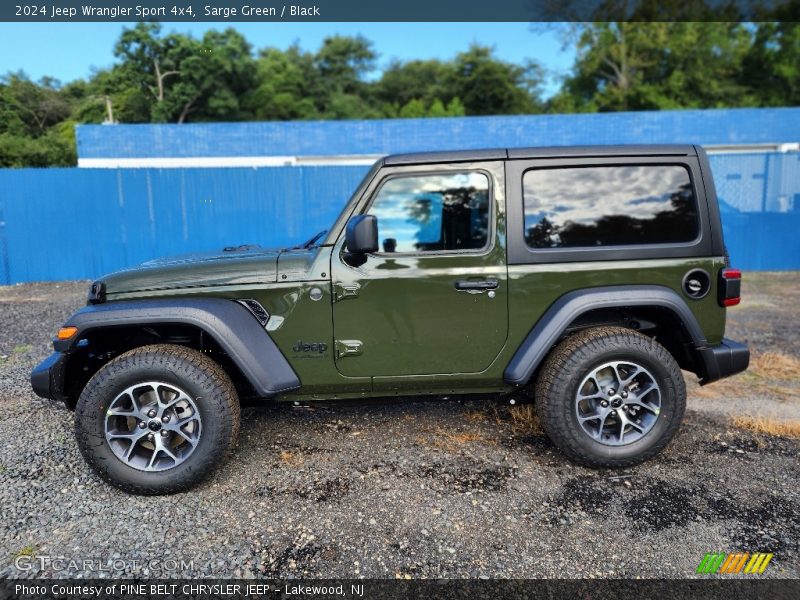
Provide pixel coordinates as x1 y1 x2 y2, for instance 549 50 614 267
56 326 78 340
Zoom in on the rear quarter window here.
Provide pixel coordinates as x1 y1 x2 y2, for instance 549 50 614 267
523 165 699 248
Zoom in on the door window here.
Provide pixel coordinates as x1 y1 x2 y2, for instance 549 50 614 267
367 171 490 253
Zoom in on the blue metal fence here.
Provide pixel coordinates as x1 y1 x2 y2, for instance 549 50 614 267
0 166 369 284
0 152 797 284
710 152 800 271
77 108 800 159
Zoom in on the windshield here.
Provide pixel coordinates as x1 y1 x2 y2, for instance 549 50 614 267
321 160 383 246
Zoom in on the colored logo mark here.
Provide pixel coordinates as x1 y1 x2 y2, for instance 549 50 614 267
696 552 774 574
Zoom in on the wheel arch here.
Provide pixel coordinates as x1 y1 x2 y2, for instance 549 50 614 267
504 285 710 387
58 298 300 407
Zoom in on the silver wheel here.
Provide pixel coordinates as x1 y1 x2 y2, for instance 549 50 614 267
575 360 661 446
104 381 202 472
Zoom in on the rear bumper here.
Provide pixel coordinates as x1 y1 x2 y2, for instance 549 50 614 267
30 352 68 401
697 338 750 385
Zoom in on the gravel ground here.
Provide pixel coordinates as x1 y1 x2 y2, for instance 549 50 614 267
0 276 797 579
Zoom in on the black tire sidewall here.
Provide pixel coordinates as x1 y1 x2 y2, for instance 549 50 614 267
556 343 682 463
76 349 234 493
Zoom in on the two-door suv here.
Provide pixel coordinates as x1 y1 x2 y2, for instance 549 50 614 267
32 145 749 494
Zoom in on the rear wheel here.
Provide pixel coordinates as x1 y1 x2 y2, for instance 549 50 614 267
535 326 686 467
75 344 240 494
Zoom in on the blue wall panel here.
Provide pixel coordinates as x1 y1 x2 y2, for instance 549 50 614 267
0 166 368 284
0 153 797 284
709 152 800 271
76 108 800 160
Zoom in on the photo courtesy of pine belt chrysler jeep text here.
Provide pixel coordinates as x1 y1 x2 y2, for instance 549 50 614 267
31 145 749 494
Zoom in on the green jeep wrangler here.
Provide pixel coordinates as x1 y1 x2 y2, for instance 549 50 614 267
31 145 749 494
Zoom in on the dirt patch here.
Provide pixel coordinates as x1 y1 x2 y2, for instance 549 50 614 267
415 461 517 494
705 494 800 555
255 477 352 503
253 536 338 577
550 475 616 516
624 479 703 532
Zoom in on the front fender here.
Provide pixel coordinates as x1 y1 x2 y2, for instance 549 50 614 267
55 298 300 397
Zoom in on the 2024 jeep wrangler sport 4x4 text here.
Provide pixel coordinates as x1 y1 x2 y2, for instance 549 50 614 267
31 145 749 494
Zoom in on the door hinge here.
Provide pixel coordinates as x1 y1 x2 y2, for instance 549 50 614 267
335 339 363 358
333 282 360 302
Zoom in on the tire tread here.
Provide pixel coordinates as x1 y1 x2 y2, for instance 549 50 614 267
534 326 686 468
75 344 240 495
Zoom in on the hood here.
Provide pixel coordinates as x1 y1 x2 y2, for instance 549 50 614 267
103 246 283 296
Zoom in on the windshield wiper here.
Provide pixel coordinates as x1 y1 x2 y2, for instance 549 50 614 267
295 229 328 249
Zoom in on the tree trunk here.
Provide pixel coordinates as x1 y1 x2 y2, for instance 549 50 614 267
152 59 179 102
178 94 200 123
104 95 114 124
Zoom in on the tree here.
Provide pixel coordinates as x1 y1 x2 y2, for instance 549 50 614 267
113 24 257 123
447 44 544 115
742 22 800 107
167 29 257 123
0 72 75 166
397 97 465 118
2 23 799 168
114 23 180 110
315 35 376 95
244 46 321 120
549 22 754 112
0 72 71 136
376 59 455 108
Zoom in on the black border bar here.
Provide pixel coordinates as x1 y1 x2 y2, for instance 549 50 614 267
2 0 798 22
3 578 800 600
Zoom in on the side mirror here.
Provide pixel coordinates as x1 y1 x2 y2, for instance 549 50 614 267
345 215 379 254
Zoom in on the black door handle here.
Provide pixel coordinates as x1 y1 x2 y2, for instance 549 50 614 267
454 279 499 291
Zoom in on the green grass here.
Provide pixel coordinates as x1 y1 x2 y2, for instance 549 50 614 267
15 545 37 558
13 344 32 354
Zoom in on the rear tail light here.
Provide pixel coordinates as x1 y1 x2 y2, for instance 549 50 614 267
719 268 741 307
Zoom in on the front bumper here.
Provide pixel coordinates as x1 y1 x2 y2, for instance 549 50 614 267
30 352 68 401
698 338 750 385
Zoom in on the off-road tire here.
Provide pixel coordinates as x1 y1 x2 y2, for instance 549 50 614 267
535 326 686 468
75 344 240 494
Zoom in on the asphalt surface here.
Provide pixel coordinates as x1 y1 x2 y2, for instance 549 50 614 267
0 279 797 579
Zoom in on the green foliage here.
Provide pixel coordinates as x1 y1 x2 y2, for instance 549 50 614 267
0 23 797 167
550 22 794 112
448 44 544 115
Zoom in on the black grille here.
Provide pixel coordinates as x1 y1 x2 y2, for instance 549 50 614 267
237 299 270 326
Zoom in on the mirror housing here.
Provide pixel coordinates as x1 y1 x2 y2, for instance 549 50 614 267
345 215 379 254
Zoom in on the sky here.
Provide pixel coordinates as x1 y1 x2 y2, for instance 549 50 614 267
0 22 575 97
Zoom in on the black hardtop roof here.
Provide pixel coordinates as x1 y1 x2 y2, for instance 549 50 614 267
383 144 698 166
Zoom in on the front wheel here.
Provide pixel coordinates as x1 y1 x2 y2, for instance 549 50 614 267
535 326 686 468
75 344 240 494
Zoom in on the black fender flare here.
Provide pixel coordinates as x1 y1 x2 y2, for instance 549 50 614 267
503 285 708 386
57 298 300 397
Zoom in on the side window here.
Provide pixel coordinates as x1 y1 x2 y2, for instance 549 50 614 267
523 165 699 248
367 171 490 253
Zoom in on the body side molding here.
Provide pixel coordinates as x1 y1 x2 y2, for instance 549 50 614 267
504 285 708 386
58 298 300 397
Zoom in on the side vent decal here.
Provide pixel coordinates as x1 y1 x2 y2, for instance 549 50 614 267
237 299 270 327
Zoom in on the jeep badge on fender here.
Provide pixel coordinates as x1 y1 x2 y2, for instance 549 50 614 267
31 144 749 494
293 341 328 354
